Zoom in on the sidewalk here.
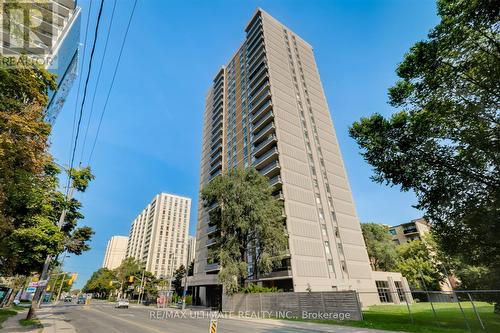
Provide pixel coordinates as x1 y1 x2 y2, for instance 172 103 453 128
37 307 76 333
0 307 77 333
0 309 40 333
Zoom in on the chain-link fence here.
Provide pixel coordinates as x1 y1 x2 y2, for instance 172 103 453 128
357 290 500 332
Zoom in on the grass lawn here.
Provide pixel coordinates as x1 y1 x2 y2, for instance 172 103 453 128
19 318 42 328
285 302 500 333
0 307 18 329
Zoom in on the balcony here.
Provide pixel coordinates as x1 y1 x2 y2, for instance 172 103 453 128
274 191 284 200
210 145 222 160
247 44 266 70
206 238 217 247
212 95 223 110
249 90 271 114
252 110 273 133
210 150 222 165
403 227 418 234
247 33 264 57
246 28 263 50
249 81 270 106
253 134 277 157
246 16 262 36
253 147 279 169
269 175 283 188
258 160 281 178
248 63 268 89
207 201 219 212
259 267 292 279
205 263 220 272
207 225 218 235
209 169 222 181
248 51 266 76
210 134 222 150
211 110 223 127
248 59 266 81
210 125 223 141
252 121 275 144
251 99 272 121
209 161 222 176
249 72 269 97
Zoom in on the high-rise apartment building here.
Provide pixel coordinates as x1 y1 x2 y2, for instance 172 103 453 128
0 0 81 123
102 236 129 270
126 193 191 279
191 8 410 307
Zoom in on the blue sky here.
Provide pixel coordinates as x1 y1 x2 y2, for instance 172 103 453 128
50 0 439 288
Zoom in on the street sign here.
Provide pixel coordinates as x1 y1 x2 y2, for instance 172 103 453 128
26 287 36 293
28 282 38 287
38 280 48 287
209 319 217 333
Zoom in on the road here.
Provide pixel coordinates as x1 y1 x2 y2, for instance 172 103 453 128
40 300 334 333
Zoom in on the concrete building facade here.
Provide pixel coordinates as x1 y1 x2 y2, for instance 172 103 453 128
389 218 430 245
102 236 129 270
126 193 191 279
186 236 196 268
0 0 82 123
191 8 409 307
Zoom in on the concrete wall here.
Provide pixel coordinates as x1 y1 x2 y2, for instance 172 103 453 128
223 291 362 321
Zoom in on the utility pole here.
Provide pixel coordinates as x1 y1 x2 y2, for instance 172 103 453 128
55 272 68 303
137 269 145 304
27 187 74 320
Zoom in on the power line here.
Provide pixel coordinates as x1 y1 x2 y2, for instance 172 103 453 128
88 0 139 164
65 0 105 195
79 0 118 165
67 0 93 183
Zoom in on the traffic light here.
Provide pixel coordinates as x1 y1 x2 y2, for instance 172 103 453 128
128 276 134 283
67 273 78 286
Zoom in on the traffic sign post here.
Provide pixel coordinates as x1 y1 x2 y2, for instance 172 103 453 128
208 318 217 333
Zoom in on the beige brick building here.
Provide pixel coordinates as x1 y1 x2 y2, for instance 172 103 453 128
389 218 431 245
126 193 191 280
102 236 129 270
190 8 410 307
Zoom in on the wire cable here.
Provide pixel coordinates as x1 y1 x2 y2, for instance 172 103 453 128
67 0 93 184
88 0 139 164
79 0 118 165
65 0 105 195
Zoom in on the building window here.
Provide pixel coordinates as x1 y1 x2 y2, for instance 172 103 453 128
327 259 335 273
389 229 396 235
376 281 393 303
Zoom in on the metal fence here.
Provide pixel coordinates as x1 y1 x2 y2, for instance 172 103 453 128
357 290 500 333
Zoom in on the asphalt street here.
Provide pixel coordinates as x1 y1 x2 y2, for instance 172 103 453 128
43 301 333 333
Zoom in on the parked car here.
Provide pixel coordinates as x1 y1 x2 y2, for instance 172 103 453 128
64 296 72 302
115 299 129 309
77 296 86 304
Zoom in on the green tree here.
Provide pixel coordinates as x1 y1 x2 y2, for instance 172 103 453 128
0 54 95 276
394 239 443 291
201 168 288 295
361 223 397 271
187 261 194 276
171 265 186 296
82 268 117 298
348 0 499 298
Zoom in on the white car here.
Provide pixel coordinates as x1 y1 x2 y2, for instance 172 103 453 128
115 299 129 309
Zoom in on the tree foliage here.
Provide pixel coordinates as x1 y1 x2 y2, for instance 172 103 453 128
201 168 288 295
349 0 499 291
361 223 397 271
171 265 186 296
0 55 94 275
82 268 117 296
394 239 443 291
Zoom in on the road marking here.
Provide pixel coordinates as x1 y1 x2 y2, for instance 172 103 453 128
87 306 165 333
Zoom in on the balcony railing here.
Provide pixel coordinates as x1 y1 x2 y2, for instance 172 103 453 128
249 91 271 114
253 134 277 157
209 169 222 181
269 175 283 187
246 28 263 50
206 238 216 247
247 44 266 70
249 81 270 106
249 72 269 98
246 16 262 37
252 110 273 133
253 147 278 168
209 161 222 175
258 160 280 177
207 225 218 235
251 99 272 120
210 150 222 165
248 63 267 89
205 263 220 272
252 121 275 144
